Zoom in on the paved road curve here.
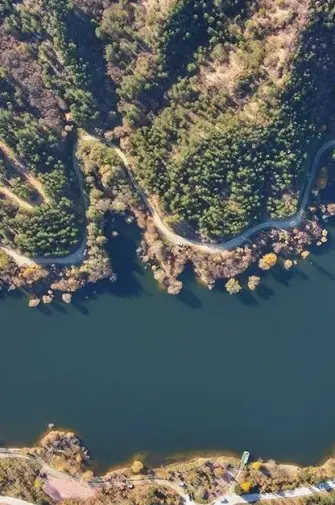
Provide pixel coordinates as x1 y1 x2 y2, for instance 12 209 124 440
0 139 89 267
3 137 335 267
130 474 335 505
95 137 335 254
0 496 37 505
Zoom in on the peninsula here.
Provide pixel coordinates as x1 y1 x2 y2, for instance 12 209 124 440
0 0 334 300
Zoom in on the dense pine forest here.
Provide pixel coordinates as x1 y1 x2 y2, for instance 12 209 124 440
0 0 334 254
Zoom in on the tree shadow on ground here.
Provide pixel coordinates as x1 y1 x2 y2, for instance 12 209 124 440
66 7 118 129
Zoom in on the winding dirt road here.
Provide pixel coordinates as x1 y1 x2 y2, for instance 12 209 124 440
0 139 88 267
0 141 50 205
2 135 334 267
112 138 335 253
0 187 35 213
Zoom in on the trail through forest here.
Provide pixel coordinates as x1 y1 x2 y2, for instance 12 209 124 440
2 136 334 267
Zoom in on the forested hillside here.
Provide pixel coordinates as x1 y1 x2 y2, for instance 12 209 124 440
83 0 335 240
0 0 334 257
0 0 114 256
119 0 335 239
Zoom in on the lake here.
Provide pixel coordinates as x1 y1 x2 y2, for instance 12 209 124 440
1 216 335 470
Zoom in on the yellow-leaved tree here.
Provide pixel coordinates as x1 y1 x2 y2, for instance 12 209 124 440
131 460 144 474
225 278 242 295
258 253 277 270
240 481 252 493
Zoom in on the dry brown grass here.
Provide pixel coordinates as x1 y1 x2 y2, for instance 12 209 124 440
263 499 306 505
164 0 310 167
257 0 309 82
0 141 50 204
0 186 35 212
199 0 309 120
139 0 177 41
45 475 97 500
141 0 175 18
22 0 44 11
204 51 243 96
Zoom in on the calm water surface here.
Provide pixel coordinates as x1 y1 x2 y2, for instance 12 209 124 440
1 218 335 469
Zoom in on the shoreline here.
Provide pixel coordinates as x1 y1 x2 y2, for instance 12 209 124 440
0 132 334 301
4 427 335 475
2 430 335 505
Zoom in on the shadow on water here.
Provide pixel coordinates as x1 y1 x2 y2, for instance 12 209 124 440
76 214 146 303
238 290 259 306
52 301 68 314
37 304 52 316
308 228 335 280
176 262 202 309
215 271 274 304
270 268 291 288
263 263 310 290
5 288 24 301
310 260 335 280
256 283 275 300
244 260 311 295
269 266 309 287
293 267 309 281
72 300 90 316
215 276 262 304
